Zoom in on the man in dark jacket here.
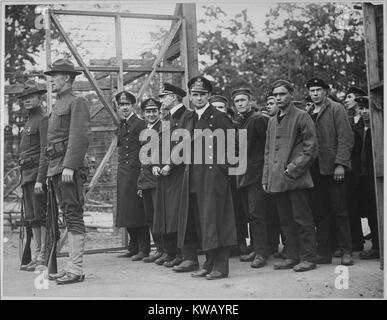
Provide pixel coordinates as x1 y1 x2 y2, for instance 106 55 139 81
356 97 380 259
115 91 149 261
18 81 48 272
137 98 163 263
232 87 270 268
44 59 90 284
263 80 318 272
306 78 354 266
176 76 237 279
344 86 368 252
152 83 190 268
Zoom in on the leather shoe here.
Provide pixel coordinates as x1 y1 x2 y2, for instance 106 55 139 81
48 269 67 280
172 259 199 272
293 260 316 272
56 272 85 285
239 242 249 255
359 248 380 260
251 255 266 268
20 261 36 271
316 255 332 264
333 249 343 258
273 252 286 259
341 253 354 266
155 253 174 265
205 270 228 280
240 251 256 262
274 259 300 270
143 251 163 263
164 256 183 268
118 251 137 258
131 251 148 261
191 269 210 278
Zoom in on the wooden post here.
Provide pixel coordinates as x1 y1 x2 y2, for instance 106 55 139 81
44 7 52 113
181 3 199 79
115 15 124 92
362 3 383 268
50 12 120 125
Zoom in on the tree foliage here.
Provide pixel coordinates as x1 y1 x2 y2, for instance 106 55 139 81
198 3 366 103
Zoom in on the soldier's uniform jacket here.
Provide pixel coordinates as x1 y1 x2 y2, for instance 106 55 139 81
46 88 90 177
116 113 147 228
307 97 354 175
153 104 191 235
19 108 48 186
235 110 269 189
262 103 318 193
177 104 237 252
137 119 161 191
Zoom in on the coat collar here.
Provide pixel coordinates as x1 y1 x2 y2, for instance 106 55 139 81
172 104 187 120
197 103 214 121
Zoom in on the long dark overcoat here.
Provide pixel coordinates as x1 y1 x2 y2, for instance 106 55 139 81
177 104 237 251
116 114 147 228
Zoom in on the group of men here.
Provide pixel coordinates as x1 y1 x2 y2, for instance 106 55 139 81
17 57 379 285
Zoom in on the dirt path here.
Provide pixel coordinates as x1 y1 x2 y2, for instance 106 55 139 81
2 231 383 299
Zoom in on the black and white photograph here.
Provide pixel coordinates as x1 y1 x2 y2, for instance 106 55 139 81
1 0 385 303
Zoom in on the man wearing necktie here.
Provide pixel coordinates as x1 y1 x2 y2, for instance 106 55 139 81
115 91 149 261
176 76 237 279
151 83 190 268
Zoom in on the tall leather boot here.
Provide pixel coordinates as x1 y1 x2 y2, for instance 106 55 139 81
36 226 46 269
26 227 41 271
56 232 85 285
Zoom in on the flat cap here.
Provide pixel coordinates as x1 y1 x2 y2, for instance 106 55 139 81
305 78 329 89
209 95 228 105
265 92 275 101
231 87 251 99
159 82 186 97
141 97 161 111
354 96 369 107
115 91 136 105
187 76 212 93
347 86 367 96
44 58 82 76
272 79 294 93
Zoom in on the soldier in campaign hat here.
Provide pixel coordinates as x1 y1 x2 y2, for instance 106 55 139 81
115 90 149 261
18 81 49 272
43 59 90 284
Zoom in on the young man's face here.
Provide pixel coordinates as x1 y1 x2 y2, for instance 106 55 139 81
359 106 370 122
50 73 69 93
233 94 251 114
308 86 327 105
143 108 160 124
344 93 358 110
212 101 227 113
21 93 41 110
118 103 134 118
273 86 292 110
266 98 278 116
190 91 210 109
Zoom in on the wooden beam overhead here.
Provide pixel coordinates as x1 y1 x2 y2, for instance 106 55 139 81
74 65 185 73
51 9 181 20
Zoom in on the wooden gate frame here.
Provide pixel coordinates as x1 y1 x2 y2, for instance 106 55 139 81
43 3 199 254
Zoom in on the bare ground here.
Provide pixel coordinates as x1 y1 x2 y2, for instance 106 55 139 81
2 229 383 300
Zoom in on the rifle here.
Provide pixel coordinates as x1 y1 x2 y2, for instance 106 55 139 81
20 189 33 266
46 178 60 274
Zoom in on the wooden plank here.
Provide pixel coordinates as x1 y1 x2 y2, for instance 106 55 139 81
136 19 182 101
45 9 52 113
85 135 117 200
362 3 384 267
5 81 111 94
50 12 120 125
90 58 153 66
115 15 124 92
91 126 117 132
180 16 190 99
51 9 181 20
74 65 185 73
182 3 199 79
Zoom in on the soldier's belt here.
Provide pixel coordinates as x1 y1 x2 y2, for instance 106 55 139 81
19 153 40 170
45 139 68 160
